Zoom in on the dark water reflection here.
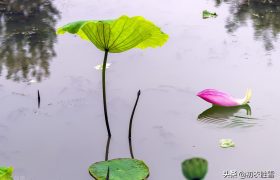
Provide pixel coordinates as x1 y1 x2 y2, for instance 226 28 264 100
198 105 258 128
215 0 280 51
0 0 60 82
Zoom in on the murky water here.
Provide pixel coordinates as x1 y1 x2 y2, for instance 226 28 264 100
1 0 280 179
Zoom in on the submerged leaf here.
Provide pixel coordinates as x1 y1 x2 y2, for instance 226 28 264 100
219 139 235 148
182 158 208 180
57 15 168 53
202 10 218 19
0 166 13 180
88 158 149 180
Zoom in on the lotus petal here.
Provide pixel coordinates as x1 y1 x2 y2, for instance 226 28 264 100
197 89 252 107
57 15 168 53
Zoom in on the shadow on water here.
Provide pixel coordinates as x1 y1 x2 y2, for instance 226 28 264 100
198 104 258 128
215 0 280 51
0 0 60 82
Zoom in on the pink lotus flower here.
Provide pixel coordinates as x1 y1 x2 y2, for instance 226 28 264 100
197 89 252 107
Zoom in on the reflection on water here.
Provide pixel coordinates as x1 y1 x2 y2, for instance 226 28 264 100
216 0 280 51
0 0 60 82
198 105 258 128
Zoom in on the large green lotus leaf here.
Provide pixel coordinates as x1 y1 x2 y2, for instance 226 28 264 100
0 166 13 180
57 15 168 53
57 20 94 41
57 21 89 34
88 158 149 180
181 158 208 180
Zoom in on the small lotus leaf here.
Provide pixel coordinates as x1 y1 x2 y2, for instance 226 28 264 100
182 158 208 180
88 158 149 180
0 166 13 180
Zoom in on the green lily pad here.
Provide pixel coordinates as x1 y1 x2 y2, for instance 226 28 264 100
89 158 149 180
219 139 235 148
0 166 13 180
202 10 217 19
57 15 169 53
182 158 208 180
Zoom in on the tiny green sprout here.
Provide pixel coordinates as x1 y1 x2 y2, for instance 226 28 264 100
202 10 218 19
57 15 168 137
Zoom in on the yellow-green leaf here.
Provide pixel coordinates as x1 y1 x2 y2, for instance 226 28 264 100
57 15 168 53
0 166 13 180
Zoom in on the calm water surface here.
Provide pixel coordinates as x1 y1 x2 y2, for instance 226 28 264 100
0 0 280 179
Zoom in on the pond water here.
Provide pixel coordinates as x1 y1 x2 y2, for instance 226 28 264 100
1 0 280 179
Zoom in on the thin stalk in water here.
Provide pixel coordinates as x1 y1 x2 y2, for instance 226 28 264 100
128 90 141 158
37 90 41 108
102 49 111 137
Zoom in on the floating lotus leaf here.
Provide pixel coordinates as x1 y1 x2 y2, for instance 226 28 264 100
88 158 149 180
182 158 208 180
57 15 168 53
0 166 13 180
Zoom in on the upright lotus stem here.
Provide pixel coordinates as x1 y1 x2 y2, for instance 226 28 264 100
102 49 111 137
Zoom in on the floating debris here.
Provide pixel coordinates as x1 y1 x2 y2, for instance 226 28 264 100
26 79 38 85
94 63 111 70
219 139 235 148
203 10 218 19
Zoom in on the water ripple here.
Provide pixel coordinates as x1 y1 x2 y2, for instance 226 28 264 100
197 105 259 128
